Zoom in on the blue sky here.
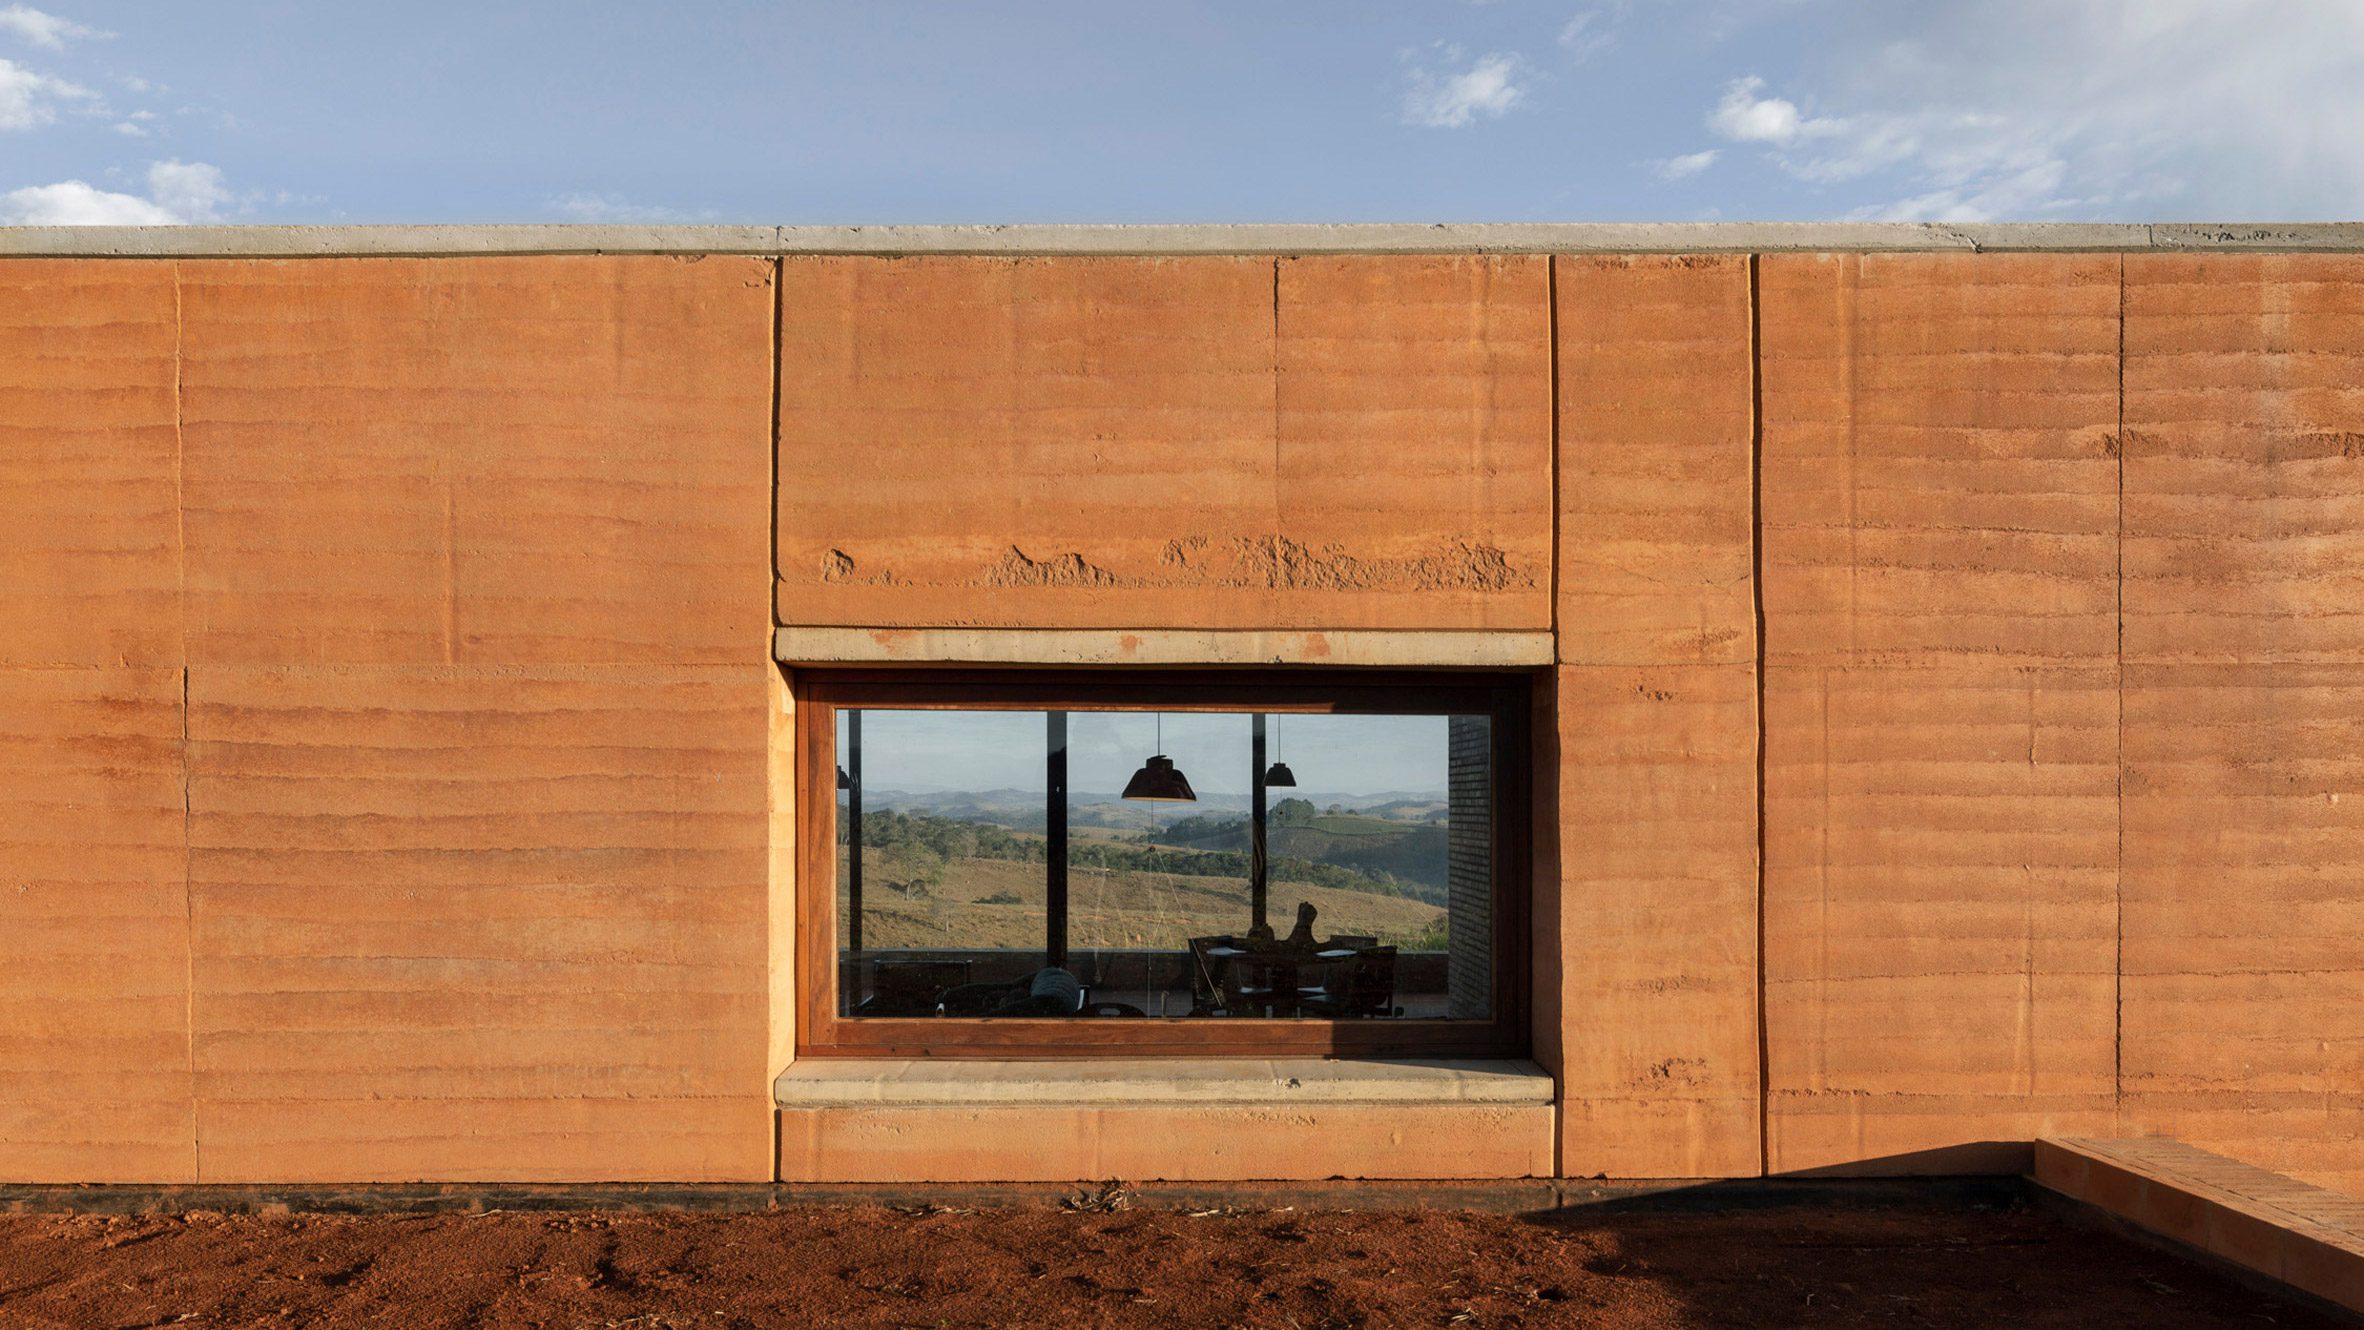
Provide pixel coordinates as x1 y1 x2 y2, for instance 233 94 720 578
3 1 2360 225
847 711 1454 801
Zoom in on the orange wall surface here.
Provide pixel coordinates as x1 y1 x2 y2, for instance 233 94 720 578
3 248 2359 1189
4 256 778 1182
2117 256 2364 1193
1552 254 1761 1178
1757 253 2125 1173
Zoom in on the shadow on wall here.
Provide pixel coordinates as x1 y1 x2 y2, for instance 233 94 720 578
1768 1142 2040 1178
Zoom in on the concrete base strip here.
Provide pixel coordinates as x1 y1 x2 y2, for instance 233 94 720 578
0 1175 2027 1217
773 626 1556 668
2034 1137 2364 1317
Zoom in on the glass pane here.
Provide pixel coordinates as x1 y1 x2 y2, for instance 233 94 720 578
836 709 1048 1016
1063 711 1254 1017
1258 712 1489 1020
834 704 1492 1022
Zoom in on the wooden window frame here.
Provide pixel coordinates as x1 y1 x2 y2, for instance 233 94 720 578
794 667 1534 1059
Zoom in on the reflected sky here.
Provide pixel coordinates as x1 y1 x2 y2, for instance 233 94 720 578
842 709 1453 798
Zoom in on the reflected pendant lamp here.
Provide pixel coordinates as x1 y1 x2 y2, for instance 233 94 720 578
1264 714 1297 787
1122 714 1197 802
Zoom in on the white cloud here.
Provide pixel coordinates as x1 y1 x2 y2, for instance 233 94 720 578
146 159 228 219
0 180 173 223
0 4 106 50
1402 50 1527 128
1556 9 1611 62
548 192 713 223
1651 149 1720 181
0 159 230 224
0 54 93 129
1708 79 2042 205
1707 76 1842 147
1698 0 2364 220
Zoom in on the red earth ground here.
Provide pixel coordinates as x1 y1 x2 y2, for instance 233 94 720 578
0 1194 2339 1329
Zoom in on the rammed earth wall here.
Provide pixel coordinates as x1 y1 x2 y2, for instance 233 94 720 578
2 226 2358 1190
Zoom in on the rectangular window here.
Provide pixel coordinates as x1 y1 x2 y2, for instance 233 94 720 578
796 670 1530 1057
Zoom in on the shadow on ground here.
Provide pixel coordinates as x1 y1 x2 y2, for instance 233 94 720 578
0 1187 2343 1328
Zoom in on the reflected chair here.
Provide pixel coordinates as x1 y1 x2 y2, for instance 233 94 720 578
851 959 972 1017
1186 935 1287 1016
1185 936 1237 1016
1187 934 1312 1018
1296 946 1400 1019
936 966 1086 1017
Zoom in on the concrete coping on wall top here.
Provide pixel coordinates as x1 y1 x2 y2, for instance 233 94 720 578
774 1058 1556 1108
6 221 2364 258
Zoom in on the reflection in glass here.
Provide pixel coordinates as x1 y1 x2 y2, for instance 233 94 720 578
836 707 1491 1022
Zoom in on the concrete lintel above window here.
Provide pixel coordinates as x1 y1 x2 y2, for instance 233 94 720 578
773 627 1554 669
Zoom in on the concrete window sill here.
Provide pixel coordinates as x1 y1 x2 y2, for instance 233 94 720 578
773 1058 1556 1183
774 1058 1555 1109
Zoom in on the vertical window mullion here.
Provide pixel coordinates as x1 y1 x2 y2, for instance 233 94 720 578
1251 711 1269 937
1046 709 1068 969
846 709 863 957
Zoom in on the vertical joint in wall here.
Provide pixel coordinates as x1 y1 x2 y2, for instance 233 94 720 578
1546 255 1561 646
1542 254 1563 1178
2113 253 2127 1114
769 257 785 630
171 261 200 1183
1269 257 1283 587
1747 252 1769 1178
